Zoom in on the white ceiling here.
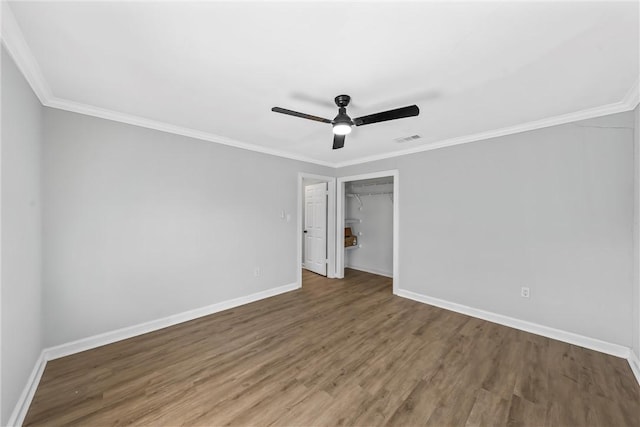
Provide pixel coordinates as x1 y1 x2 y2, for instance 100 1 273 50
5 1 639 167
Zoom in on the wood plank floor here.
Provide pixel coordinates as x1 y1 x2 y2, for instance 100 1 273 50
25 269 639 426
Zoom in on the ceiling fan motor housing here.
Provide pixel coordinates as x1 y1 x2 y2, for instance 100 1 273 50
333 95 353 127
334 94 351 108
333 107 353 125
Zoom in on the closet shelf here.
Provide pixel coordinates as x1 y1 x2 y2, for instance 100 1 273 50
347 191 393 209
347 191 393 196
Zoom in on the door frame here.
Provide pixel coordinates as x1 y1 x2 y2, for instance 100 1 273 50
337 170 399 294
297 173 336 287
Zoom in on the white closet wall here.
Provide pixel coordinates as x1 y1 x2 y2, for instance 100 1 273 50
345 179 393 277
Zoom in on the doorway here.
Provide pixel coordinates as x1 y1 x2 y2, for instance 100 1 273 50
337 170 399 294
297 173 336 287
304 182 328 276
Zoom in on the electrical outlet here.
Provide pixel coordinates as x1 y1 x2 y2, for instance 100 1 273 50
254 267 261 277
521 287 530 298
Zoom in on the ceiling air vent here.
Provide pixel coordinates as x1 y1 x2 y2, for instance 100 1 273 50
393 134 421 143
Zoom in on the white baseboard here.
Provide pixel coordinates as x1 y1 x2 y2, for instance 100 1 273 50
8 282 299 425
629 351 640 385
345 264 393 278
6 351 47 427
45 282 298 360
396 289 630 359
9 282 637 426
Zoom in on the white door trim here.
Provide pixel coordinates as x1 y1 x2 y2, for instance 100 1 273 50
297 173 336 287
337 170 399 294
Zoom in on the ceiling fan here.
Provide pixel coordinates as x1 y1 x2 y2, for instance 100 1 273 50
271 95 419 150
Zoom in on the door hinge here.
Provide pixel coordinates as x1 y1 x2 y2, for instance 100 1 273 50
326 259 329 264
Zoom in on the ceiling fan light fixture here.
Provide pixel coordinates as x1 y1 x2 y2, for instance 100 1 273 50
333 123 352 135
332 108 353 135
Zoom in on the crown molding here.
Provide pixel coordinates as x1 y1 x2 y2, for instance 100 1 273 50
335 79 640 168
2 1 638 170
622 75 640 109
0 2 333 168
45 96 335 167
1 1 52 103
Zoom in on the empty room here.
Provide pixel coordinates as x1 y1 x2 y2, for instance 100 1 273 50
2 1 640 425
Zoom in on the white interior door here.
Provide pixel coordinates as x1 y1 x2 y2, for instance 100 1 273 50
304 182 327 276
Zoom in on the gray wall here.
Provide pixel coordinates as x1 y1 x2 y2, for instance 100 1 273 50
1 47 44 425
42 108 332 346
338 112 635 347
345 181 393 276
634 105 640 358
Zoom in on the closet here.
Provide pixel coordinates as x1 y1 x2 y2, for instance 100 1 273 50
343 177 394 277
